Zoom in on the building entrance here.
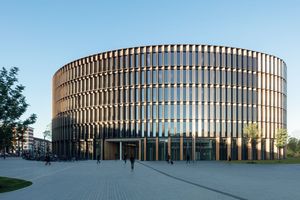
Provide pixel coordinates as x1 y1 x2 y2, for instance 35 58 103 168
104 139 140 160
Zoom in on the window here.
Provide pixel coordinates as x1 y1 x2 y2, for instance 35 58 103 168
141 71 145 84
158 70 163 84
189 70 193 84
141 53 145 67
141 88 145 102
183 70 187 84
164 51 169 66
164 87 169 101
177 51 180 66
146 53 151 67
147 70 151 84
153 70 157 83
170 104 175 119
177 104 181 119
135 54 139 67
152 52 157 66
159 104 163 119
164 104 169 118
177 69 181 83
130 54 134 68
135 88 139 102
153 104 157 119
153 87 157 101
158 52 163 66
170 69 175 84
189 51 193 66
159 87 163 101
164 70 169 84
177 87 181 101
147 88 151 102
183 51 187 66
171 51 175 66
170 87 175 101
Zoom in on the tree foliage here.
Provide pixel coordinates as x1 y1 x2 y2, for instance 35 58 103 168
275 128 288 149
287 137 300 158
243 123 260 142
0 67 36 155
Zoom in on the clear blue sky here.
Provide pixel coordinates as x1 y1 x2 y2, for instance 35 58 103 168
0 0 299 139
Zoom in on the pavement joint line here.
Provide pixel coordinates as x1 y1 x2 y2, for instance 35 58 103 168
137 161 247 200
30 165 76 181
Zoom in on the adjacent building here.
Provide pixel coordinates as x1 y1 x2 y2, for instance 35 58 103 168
52 44 287 160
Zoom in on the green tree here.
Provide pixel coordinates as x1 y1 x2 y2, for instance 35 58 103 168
243 123 260 160
0 67 36 158
287 137 298 157
275 128 288 159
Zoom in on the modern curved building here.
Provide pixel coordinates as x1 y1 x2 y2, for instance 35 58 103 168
52 44 287 161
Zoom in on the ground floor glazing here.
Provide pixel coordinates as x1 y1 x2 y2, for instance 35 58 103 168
52 137 284 161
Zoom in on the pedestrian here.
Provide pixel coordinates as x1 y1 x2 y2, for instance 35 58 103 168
228 155 231 162
186 154 190 164
130 154 135 171
97 154 101 164
45 154 51 166
124 153 127 164
167 154 171 164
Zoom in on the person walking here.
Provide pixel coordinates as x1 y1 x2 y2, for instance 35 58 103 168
130 154 135 171
124 153 127 164
228 155 231 162
97 154 101 164
45 154 51 166
186 154 190 164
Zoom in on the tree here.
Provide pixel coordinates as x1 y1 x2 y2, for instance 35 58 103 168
0 67 37 158
275 128 288 159
243 123 260 160
43 129 51 155
287 137 298 157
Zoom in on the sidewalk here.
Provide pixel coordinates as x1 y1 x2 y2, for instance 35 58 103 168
0 158 300 200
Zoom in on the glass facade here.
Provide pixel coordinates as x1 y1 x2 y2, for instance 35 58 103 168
53 44 287 161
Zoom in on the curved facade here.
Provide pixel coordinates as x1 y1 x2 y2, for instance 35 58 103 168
52 44 287 161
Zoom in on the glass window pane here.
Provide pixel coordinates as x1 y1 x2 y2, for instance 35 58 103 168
152 52 157 66
146 53 151 67
158 52 163 66
158 70 163 84
164 87 169 101
141 71 145 84
164 104 169 118
153 87 157 101
171 51 175 66
141 53 145 67
147 70 151 84
164 51 169 66
164 70 169 84
159 87 163 101
183 51 186 66
189 51 193 66
177 51 180 66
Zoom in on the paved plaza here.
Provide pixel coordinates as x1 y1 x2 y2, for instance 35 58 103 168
0 158 300 200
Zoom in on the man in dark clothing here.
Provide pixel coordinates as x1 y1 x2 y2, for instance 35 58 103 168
130 155 135 171
186 154 190 164
45 154 51 166
124 153 127 164
97 154 101 164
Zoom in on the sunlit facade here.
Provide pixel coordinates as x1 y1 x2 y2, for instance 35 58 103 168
52 44 287 160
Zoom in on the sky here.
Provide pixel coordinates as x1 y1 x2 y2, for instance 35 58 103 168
0 0 299 139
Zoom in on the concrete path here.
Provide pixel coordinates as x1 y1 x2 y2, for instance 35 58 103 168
0 158 300 200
